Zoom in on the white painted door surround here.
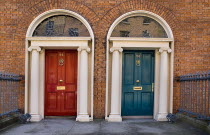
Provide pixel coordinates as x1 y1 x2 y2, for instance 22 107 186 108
28 46 42 121
156 47 172 121
25 9 95 122
109 47 123 122
76 46 91 122
105 10 175 122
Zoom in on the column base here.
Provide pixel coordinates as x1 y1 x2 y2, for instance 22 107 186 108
76 115 90 122
31 114 42 122
155 113 168 121
108 114 122 122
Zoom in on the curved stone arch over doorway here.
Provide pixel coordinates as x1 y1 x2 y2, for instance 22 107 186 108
25 9 94 122
105 10 174 122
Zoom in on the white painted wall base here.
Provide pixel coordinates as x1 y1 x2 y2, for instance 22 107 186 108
155 113 168 121
76 115 90 122
108 114 122 122
31 114 42 122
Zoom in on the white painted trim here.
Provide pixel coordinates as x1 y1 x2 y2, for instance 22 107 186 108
110 37 173 42
105 10 174 121
154 49 160 119
40 49 45 118
24 40 29 114
30 40 90 48
27 37 91 41
25 9 94 121
169 42 174 113
112 41 169 48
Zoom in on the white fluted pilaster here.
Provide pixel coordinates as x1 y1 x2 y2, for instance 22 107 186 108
156 48 172 121
76 46 90 122
108 47 123 122
28 46 42 122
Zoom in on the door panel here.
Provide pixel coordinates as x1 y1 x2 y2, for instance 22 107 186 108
65 52 77 84
141 53 152 85
47 93 57 109
124 92 134 109
141 92 152 112
124 53 135 85
122 50 154 116
64 92 76 109
45 50 77 116
46 53 58 84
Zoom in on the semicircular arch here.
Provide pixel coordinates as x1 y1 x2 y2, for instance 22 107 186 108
26 9 94 39
107 10 174 39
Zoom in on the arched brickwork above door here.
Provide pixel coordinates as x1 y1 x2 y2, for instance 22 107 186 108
16 0 98 37
96 0 181 38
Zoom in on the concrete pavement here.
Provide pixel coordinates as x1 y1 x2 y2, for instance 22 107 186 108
0 118 208 135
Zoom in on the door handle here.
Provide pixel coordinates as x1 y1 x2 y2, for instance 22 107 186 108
59 80 63 82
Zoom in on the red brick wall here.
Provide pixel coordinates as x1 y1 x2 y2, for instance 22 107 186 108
0 0 210 118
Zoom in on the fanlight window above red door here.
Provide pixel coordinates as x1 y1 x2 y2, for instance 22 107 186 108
111 16 167 38
33 15 90 37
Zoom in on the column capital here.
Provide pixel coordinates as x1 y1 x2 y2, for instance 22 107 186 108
110 47 123 53
77 46 91 53
159 48 172 53
28 46 41 52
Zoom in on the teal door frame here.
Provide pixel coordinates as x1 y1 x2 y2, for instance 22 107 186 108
122 50 155 116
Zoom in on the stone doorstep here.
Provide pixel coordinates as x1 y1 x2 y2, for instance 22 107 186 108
176 113 210 134
0 114 19 130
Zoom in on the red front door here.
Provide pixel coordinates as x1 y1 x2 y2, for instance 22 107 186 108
45 50 77 116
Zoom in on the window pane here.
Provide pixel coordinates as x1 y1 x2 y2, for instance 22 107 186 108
33 15 90 37
111 16 167 38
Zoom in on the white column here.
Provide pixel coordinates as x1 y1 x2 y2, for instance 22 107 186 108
76 46 90 122
108 47 123 122
156 48 172 121
28 46 42 122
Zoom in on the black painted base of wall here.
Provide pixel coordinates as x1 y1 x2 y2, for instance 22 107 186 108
0 114 19 130
176 113 210 134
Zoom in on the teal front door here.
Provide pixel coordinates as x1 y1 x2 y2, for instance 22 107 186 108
122 50 154 116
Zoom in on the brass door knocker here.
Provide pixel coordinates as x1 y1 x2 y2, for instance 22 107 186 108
136 60 140 66
59 58 64 66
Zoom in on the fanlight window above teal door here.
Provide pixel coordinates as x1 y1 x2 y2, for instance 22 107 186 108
33 15 90 37
111 16 167 38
